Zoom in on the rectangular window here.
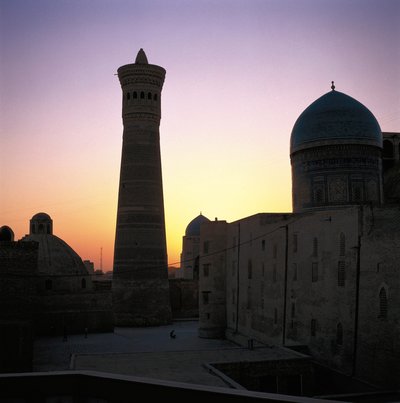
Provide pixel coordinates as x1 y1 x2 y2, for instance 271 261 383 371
313 238 318 257
202 291 210 305
293 233 298 253
247 286 252 309
203 241 209 254
311 319 316 337
262 239 266 251
292 263 298 281
338 261 345 287
312 262 318 282
248 259 252 279
203 263 210 277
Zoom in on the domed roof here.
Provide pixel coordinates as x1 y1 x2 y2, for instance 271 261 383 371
290 88 382 154
0 226 14 242
31 212 51 221
185 214 210 237
21 232 88 275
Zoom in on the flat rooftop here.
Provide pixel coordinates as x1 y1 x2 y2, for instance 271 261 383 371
33 320 304 388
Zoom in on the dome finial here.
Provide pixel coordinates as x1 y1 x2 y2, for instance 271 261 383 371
331 81 335 91
135 48 148 64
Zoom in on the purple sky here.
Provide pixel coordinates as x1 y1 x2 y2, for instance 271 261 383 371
1 0 399 269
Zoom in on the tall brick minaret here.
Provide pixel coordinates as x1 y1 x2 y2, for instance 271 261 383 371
112 49 171 326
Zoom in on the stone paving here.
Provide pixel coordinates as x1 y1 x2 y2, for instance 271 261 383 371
33 320 302 388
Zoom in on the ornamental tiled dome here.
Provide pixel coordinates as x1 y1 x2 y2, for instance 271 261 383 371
290 88 382 154
185 214 210 237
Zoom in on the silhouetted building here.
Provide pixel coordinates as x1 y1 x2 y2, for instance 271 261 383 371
112 49 172 326
382 132 400 203
197 86 400 389
0 212 113 371
0 226 38 372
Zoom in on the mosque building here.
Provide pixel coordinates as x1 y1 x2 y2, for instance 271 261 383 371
0 213 113 371
193 85 400 389
177 213 211 280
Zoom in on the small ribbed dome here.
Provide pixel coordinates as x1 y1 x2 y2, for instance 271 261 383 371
185 214 210 237
290 90 382 154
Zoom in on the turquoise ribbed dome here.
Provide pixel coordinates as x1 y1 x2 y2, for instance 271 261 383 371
185 214 210 237
290 90 382 154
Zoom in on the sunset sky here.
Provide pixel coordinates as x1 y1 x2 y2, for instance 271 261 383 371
1 0 399 270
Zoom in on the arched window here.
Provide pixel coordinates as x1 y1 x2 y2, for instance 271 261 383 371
38 224 44 233
339 232 345 256
140 91 145 99
31 224 36 234
133 91 137 99
383 140 394 158
379 287 388 319
81 278 87 289
313 237 318 257
148 92 152 100
126 92 130 100
336 323 343 345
